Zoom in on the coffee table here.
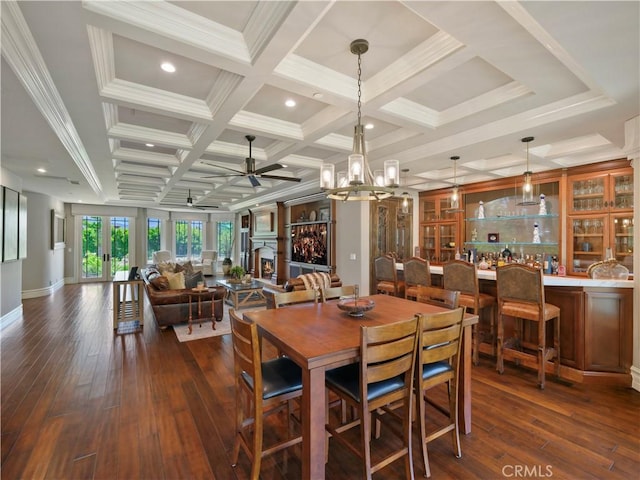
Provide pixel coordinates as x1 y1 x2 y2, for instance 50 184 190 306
216 279 267 309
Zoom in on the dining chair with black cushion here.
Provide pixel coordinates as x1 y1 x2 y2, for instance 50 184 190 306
403 256 431 300
415 307 466 478
229 309 303 479
374 254 405 297
443 259 496 365
416 285 459 310
321 285 356 302
324 316 420 480
272 289 319 308
496 264 560 389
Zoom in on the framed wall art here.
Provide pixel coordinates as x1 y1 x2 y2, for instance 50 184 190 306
51 209 66 250
254 211 274 234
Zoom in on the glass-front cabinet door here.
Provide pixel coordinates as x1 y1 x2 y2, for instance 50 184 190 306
439 223 457 263
568 169 633 214
568 215 608 275
612 213 634 274
421 224 436 262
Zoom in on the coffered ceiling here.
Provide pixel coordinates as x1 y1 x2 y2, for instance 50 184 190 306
1 1 638 212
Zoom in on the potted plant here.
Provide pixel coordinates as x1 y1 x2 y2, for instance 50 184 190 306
228 265 245 283
222 257 233 275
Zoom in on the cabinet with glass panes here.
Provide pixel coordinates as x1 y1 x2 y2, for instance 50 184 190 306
463 182 560 266
566 165 633 275
419 192 461 264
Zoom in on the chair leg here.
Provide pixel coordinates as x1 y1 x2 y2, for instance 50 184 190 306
472 322 480 366
538 319 546 390
361 408 373 480
231 389 244 467
490 303 497 357
496 312 504 374
555 314 561 379
448 379 461 459
416 387 431 477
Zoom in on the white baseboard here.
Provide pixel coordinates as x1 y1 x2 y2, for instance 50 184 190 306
631 365 640 392
1 304 23 330
22 279 65 299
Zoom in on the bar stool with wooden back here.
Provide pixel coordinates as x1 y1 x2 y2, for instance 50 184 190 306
443 259 496 365
416 285 459 310
229 309 303 478
324 316 420 479
496 264 560 389
403 256 431 300
374 254 405 297
415 307 466 478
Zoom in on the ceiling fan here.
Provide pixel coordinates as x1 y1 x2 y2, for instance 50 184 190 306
161 189 219 210
202 135 302 187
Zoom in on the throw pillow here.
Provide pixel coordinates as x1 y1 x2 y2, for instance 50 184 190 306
179 261 195 275
157 262 175 275
165 271 185 290
185 271 204 289
150 275 169 291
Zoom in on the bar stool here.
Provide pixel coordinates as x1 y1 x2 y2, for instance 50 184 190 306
374 254 405 297
443 260 496 365
403 256 431 300
496 264 560 389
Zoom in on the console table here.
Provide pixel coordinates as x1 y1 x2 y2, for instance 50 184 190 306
112 271 144 333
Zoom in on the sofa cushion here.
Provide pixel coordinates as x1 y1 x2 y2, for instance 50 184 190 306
165 271 185 289
150 275 170 291
157 262 176 275
175 261 195 275
184 271 204 289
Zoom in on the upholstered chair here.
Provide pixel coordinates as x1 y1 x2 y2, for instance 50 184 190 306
403 256 431 300
374 254 405 297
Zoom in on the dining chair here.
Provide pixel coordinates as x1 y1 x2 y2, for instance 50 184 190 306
321 285 356 302
443 259 496 365
496 264 560 389
272 289 319 308
416 285 459 310
229 309 303 479
415 307 466 477
374 254 405 297
324 316 420 479
403 256 431 300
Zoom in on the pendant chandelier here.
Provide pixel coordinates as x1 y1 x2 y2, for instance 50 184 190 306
320 39 397 201
518 136 539 205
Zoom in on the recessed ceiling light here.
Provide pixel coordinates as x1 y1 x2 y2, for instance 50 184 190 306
365 123 374 130
161 62 176 73
285 99 296 107
37 168 46 173
145 143 155 147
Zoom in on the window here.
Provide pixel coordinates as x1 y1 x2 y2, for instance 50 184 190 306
147 217 161 262
217 221 234 260
175 220 203 261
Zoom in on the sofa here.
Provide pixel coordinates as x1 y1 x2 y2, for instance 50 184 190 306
263 272 342 309
141 264 226 328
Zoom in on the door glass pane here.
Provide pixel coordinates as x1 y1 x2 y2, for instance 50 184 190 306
571 178 605 212
176 220 188 261
612 174 634 210
82 216 103 279
191 220 203 259
147 218 161 262
439 224 456 262
571 216 605 273
110 217 130 276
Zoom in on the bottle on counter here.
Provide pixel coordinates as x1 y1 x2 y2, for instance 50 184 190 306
502 244 512 263
533 254 542 269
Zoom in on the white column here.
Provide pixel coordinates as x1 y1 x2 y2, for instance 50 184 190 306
624 116 640 392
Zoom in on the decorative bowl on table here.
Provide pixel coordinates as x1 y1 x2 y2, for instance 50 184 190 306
337 298 375 317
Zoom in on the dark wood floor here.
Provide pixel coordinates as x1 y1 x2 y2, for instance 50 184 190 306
2 282 639 479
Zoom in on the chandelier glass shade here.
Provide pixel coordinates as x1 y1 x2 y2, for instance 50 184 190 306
320 39 397 201
450 156 460 210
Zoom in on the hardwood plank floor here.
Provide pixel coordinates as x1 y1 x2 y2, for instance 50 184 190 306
2 282 638 479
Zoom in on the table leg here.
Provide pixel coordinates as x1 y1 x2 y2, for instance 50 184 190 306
302 367 326 479
188 295 193 335
459 323 472 434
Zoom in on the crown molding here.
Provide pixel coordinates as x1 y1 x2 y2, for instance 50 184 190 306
229 110 303 140
108 122 193 150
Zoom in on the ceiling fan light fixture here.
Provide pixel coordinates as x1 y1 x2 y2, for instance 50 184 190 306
321 39 395 201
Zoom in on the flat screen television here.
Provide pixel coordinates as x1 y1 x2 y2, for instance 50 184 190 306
291 223 328 266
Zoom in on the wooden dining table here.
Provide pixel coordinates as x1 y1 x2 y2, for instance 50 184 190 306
243 294 478 479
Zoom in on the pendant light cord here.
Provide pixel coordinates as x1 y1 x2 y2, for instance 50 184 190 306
356 51 362 127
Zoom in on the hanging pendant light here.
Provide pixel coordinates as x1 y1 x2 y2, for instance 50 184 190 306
320 39 396 201
518 136 539 206
401 168 410 214
450 156 460 210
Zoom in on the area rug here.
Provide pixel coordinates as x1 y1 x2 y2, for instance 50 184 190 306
172 305 265 342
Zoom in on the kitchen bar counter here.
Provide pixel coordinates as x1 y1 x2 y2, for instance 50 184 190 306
398 263 634 386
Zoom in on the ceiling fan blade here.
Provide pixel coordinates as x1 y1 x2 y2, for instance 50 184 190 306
259 174 302 182
248 175 261 187
201 162 245 174
254 163 283 175
201 173 244 179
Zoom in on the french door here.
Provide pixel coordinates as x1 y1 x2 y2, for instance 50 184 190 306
79 215 134 282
